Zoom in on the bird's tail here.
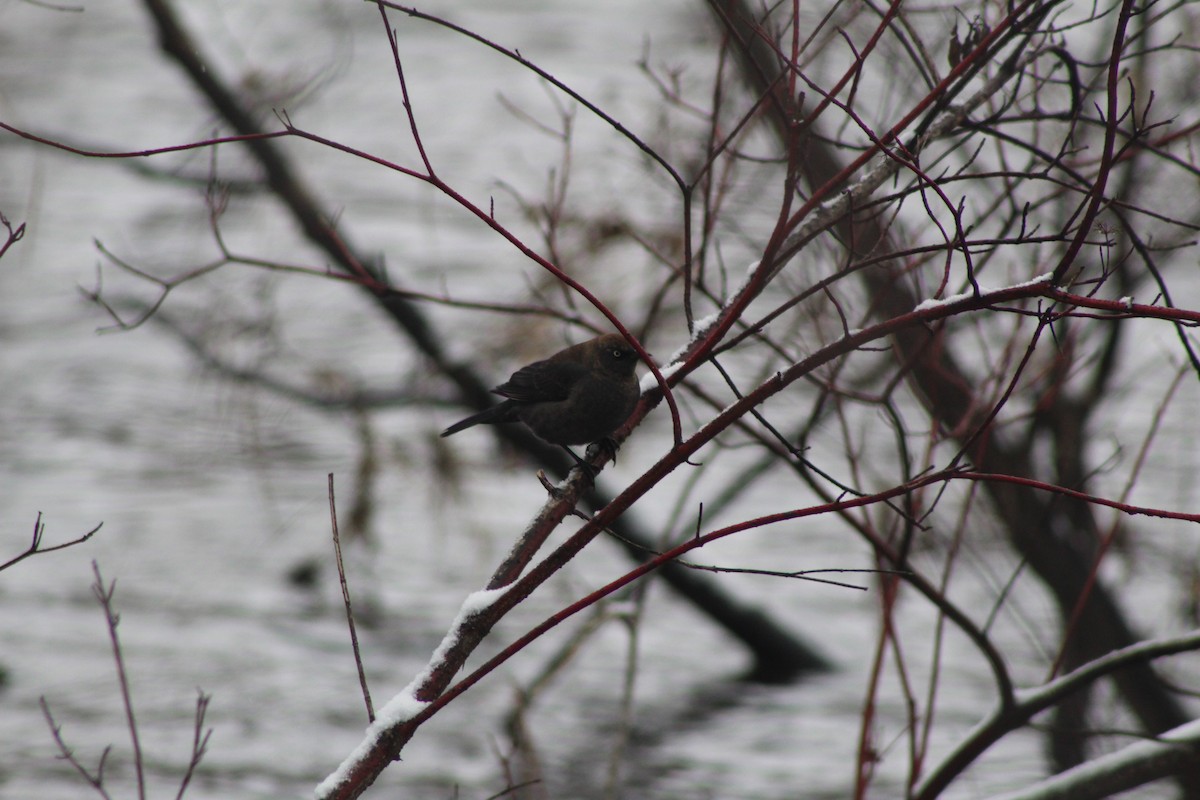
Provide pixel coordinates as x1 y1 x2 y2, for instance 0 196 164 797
440 402 516 437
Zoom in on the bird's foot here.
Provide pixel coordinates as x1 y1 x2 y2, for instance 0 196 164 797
560 445 600 480
586 436 621 465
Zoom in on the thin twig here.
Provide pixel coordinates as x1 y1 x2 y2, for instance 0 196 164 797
39 697 116 800
329 474 374 723
0 513 101 573
91 561 146 800
174 691 213 800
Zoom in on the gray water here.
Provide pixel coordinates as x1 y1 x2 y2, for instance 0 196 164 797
2 1 1196 798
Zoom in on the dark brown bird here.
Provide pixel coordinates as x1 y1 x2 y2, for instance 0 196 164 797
441 333 641 448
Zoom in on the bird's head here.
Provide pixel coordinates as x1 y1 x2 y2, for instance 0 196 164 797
593 333 639 377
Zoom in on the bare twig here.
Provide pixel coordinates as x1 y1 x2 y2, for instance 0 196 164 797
91 562 146 800
39 697 116 800
40 565 212 799
0 211 26 260
0 513 101 574
174 691 213 800
329 474 374 723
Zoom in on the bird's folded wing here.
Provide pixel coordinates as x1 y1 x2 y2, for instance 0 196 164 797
492 358 585 402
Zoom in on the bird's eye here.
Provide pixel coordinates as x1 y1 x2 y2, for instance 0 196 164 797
611 348 624 358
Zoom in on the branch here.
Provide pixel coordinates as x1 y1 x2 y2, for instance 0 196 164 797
0 211 25 260
173 691 213 800
40 697 116 800
40 563 213 799
328 474 374 723
91 562 146 800
987 718 1200 800
317 267 1179 796
0 513 101 574
915 631 1200 799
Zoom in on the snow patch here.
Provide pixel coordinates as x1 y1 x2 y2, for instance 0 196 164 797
913 272 1052 313
315 587 508 797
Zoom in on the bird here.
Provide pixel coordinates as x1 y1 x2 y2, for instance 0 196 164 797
441 333 641 455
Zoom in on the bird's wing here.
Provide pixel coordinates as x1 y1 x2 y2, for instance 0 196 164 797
492 358 585 403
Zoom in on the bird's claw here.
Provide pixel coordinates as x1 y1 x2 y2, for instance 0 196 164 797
586 436 621 464
558 446 600 482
